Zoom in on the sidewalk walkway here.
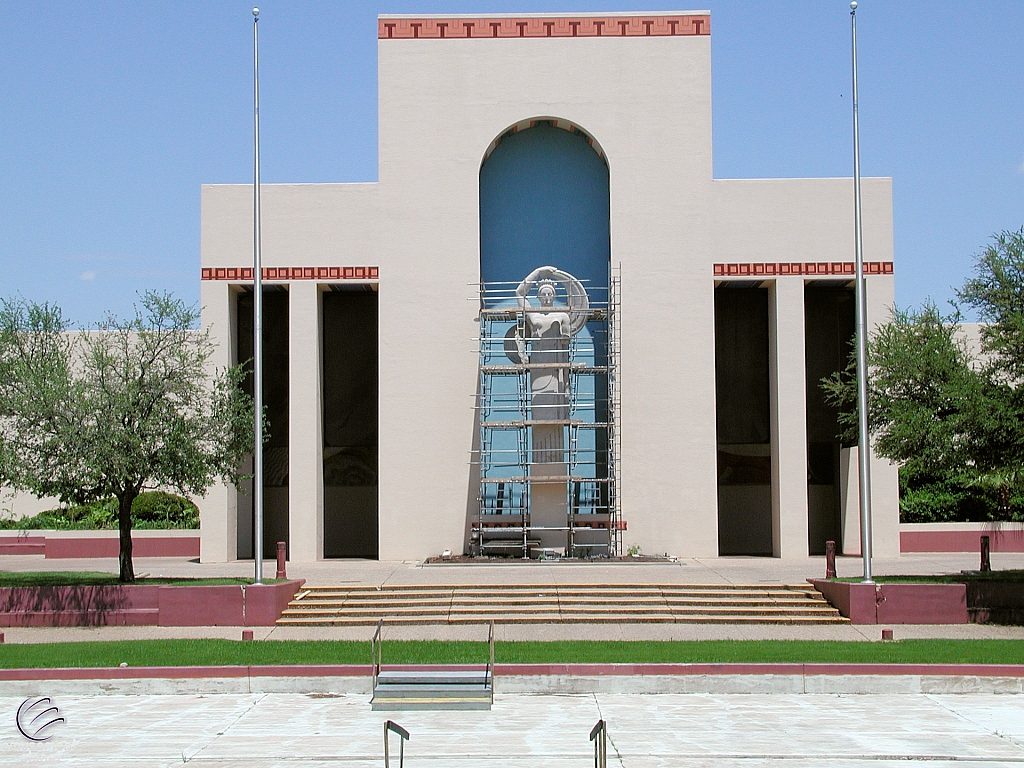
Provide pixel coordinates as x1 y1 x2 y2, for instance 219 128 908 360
3 620 1024 645
3 691 1023 766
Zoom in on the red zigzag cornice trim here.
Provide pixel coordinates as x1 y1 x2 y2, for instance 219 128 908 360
378 15 709 40
202 267 378 281
714 262 893 277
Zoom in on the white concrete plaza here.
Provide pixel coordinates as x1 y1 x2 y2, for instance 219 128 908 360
3 691 1024 767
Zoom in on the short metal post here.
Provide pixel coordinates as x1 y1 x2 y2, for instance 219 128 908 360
981 535 991 572
276 541 287 579
825 540 837 578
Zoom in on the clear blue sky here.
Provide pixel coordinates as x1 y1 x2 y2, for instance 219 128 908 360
1 1 1022 325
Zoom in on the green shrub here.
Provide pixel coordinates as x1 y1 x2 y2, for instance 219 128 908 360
899 472 1024 523
130 491 199 529
0 492 198 530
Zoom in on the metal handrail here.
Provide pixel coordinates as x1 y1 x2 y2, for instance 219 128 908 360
486 619 495 703
371 618 383 691
590 720 607 768
384 720 409 768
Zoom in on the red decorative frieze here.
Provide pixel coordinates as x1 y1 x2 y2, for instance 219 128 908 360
378 14 709 40
713 262 893 277
201 267 379 281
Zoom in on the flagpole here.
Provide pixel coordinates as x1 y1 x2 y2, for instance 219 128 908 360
850 1 874 584
252 7 264 585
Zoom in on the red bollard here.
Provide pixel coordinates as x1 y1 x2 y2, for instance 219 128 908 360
276 541 287 580
981 535 991 572
242 630 254 641
881 628 893 641
0 632 5 644
825 540 837 579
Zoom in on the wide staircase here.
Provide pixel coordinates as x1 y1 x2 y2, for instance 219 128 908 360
277 583 847 625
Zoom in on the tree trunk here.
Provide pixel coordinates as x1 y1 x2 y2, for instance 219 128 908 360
117 491 138 583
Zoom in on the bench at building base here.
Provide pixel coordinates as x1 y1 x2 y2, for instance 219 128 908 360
0 579 303 627
0 529 200 558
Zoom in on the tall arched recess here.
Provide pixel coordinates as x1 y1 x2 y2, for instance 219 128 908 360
475 119 618 560
479 119 610 290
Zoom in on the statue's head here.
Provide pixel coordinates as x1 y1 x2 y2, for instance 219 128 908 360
537 280 557 306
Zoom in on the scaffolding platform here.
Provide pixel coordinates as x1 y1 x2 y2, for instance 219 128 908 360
471 273 622 559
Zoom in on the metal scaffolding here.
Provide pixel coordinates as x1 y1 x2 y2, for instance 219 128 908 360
471 271 621 558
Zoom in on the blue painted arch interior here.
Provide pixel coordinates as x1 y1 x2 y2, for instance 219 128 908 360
479 121 610 296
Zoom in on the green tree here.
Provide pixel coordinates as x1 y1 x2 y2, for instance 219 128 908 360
823 228 1024 520
0 292 254 582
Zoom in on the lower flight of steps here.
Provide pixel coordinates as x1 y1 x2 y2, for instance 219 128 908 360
277 583 847 626
371 669 492 711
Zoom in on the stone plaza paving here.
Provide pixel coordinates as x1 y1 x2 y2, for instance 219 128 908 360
2 690 1024 767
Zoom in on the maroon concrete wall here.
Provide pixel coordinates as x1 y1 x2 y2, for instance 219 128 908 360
0 533 199 558
0 580 302 627
876 583 968 624
811 580 969 625
0 536 45 556
43 535 200 559
0 584 160 626
901 528 1024 553
967 582 1024 624
158 585 245 626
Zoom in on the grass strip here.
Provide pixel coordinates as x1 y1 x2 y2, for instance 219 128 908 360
835 570 1024 584
0 572 282 587
0 639 1021 669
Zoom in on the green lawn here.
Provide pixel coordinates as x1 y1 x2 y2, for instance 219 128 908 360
0 571 282 587
0 639 1021 669
835 569 1024 584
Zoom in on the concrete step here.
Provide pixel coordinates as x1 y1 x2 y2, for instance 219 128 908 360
278 614 848 626
377 670 489 686
297 589 825 602
372 669 492 711
278 583 845 626
374 684 491 697
371 696 492 711
299 583 820 593
282 606 839 618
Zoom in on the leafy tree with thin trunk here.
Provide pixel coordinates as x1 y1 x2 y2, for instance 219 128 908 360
822 228 1024 520
0 292 254 582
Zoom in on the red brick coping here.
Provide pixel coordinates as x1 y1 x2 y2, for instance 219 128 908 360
202 266 378 282
2 662 1022 682
378 15 709 40
714 261 893 278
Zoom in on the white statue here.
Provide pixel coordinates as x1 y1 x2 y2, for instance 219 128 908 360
511 267 589 460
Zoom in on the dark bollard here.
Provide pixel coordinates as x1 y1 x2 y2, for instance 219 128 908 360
825 540 837 578
276 541 287 580
242 630 254 641
881 628 893 641
0 632 5 644
981 535 991 572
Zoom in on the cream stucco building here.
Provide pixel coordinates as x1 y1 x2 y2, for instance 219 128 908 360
198 11 900 564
